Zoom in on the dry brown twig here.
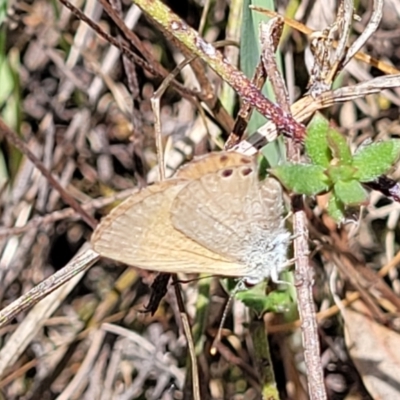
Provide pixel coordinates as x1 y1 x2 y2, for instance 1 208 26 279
259 16 325 400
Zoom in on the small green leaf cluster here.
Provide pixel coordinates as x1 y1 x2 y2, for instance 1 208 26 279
235 281 295 315
272 113 400 221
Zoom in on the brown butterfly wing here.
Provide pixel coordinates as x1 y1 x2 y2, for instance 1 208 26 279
91 179 245 275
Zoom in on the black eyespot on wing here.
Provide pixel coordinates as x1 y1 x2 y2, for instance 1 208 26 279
241 167 253 176
221 168 233 177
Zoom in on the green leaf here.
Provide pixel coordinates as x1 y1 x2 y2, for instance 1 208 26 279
327 128 352 165
327 194 345 222
305 112 331 167
236 284 293 314
0 54 14 106
272 164 330 195
353 140 400 181
0 1 7 26
327 164 357 183
334 180 368 205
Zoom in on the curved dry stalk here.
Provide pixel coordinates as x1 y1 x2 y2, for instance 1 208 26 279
343 0 383 67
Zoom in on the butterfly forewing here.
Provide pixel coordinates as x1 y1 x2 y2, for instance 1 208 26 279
91 179 245 275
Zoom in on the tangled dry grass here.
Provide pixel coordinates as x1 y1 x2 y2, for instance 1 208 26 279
1 0 400 399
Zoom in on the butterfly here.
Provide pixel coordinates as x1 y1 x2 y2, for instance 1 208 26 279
91 152 290 285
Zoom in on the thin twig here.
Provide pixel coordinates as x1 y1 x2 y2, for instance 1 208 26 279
292 197 326 400
151 56 195 181
260 17 290 114
224 59 267 149
172 276 201 400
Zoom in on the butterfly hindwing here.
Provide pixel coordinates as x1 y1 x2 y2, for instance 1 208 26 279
170 160 284 264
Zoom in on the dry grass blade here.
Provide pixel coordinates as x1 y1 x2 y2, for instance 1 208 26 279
306 0 361 96
333 0 354 70
343 0 383 67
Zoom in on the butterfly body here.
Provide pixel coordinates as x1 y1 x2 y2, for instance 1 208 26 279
92 152 290 285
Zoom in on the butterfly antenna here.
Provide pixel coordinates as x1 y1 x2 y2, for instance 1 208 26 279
210 281 243 355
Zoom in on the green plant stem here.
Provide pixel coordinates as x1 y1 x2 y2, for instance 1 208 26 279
250 314 280 399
